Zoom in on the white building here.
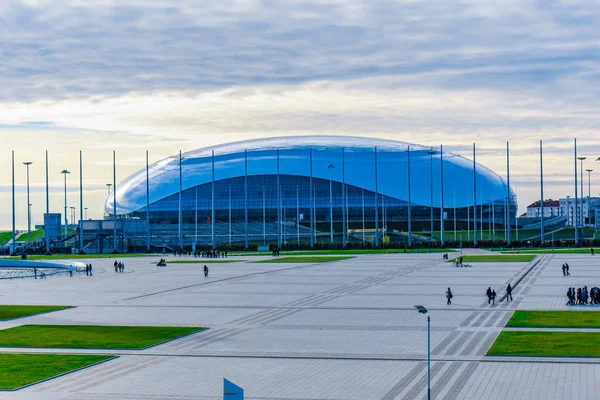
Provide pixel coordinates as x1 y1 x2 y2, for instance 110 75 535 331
526 199 562 218
559 197 600 227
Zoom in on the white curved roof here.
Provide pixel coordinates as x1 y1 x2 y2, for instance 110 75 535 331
106 135 511 214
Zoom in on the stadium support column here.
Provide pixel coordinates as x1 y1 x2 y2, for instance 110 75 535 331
506 142 511 244
574 139 579 244
407 146 412 247
46 150 50 254
211 150 216 249
342 148 347 247
11 151 15 255
440 145 445 246
473 144 478 246
277 149 282 248
178 150 183 250
79 150 83 252
374 146 379 247
244 150 249 249
146 151 151 252
113 151 117 252
309 148 314 248
540 140 545 244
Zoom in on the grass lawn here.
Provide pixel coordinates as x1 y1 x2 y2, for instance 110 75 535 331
256 256 354 263
169 260 239 264
0 306 72 321
447 254 536 263
507 311 600 329
487 331 600 357
502 248 600 254
0 232 14 246
0 353 114 390
0 325 205 350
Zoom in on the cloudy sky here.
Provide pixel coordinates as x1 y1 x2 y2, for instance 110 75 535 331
1 0 599 230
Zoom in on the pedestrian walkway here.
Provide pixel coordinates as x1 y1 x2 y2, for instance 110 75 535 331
0 252 597 399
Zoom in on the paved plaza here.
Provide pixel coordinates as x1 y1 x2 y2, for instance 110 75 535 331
1 251 599 399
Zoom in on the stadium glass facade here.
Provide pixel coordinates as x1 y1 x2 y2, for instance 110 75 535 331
106 136 516 248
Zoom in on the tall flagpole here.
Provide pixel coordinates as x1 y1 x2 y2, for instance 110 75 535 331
244 150 249 249
473 144 478 245
79 150 84 252
146 151 151 252
374 147 379 247
45 150 50 254
540 140 545 244
309 148 314 248
342 148 347 247
211 150 216 248
178 150 183 250
11 151 15 255
574 139 579 244
407 146 412 247
440 144 445 246
506 142 511 244
113 150 117 252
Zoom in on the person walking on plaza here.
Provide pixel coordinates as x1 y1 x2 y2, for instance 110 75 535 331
592 248 595 256
565 263 570 276
85 264 89 276
89 263 93 276
486 287 492 304
491 289 497 305
446 287 453 305
562 264 566 276
68 265 73 277
506 283 513 302
204 265 209 278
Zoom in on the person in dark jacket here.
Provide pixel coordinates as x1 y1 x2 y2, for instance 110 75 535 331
506 283 513 302
486 287 492 304
446 287 453 305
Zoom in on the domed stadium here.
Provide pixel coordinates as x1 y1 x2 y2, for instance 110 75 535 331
104 136 516 249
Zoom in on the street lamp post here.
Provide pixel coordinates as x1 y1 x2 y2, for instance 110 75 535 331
84 207 88 220
327 164 335 244
23 162 33 245
61 170 70 239
106 183 112 195
414 305 431 400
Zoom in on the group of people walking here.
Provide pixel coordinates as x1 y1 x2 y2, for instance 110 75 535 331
113 260 126 273
85 263 93 276
446 284 513 306
566 286 600 305
561 263 571 276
